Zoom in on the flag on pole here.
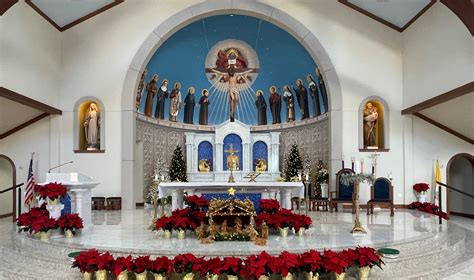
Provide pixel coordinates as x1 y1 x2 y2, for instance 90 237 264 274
435 160 441 184
24 154 35 207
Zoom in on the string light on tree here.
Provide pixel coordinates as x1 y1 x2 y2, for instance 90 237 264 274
169 145 188 182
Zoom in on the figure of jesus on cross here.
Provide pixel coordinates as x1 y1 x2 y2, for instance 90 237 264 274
205 49 258 122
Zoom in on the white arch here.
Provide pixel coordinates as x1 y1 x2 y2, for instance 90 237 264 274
121 0 343 209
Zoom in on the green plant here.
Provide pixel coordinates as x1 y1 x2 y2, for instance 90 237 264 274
285 144 303 182
169 145 188 182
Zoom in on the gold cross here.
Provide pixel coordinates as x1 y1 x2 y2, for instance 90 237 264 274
224 144 239 155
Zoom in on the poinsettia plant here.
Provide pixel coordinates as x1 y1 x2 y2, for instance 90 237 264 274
150 256 173 276
298 250 322 274
413 183 429 193
242 251 272 279
201 257 222 277
173 254 202 274
154 215 174 231
219 257 242 276
409 202 448 219
351 247 384 269
72 249 114 273
292 213 313 232
132 255 152 274
276 251 299 277
35 182 67 200
57 213 84 232
321 249 351 275
184 195 209 210
112 255 133 277
274 209 294 229
172 216 197 231
259 199 280 214
16 205 49 233
30 215 56 233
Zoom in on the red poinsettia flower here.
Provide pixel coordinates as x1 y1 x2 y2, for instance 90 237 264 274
57 213 84 231
299 250 322 273
132 255 152 273
150 256 173 276
184 195 209 210
30 215 56 233
321 249 350 275
201 257 222 276
173 254 199 274
259 199 280 214
172 216 197 231
112 255 133 276
220 256 242 275
155 215 174 231
352 247 383 269
413 183 430 193
277 251 299 276
72 249 113 273
35 182 68 200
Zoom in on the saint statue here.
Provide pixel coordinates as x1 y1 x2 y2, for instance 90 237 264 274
144 74 158 117
316 68 329 113
199 89 209 125
84 103 100 150
199 159 211 172
283 85 295 122
235 217 243 233
205 49 258 122
226 144 239 171
255 159 267 173
293 79 310 120
363 102 378 148
255 90 267 125
169 82 182 122
135 68 147 111
183 87 195 124
307 74 321 117
154 79 169 119
269 86 282 124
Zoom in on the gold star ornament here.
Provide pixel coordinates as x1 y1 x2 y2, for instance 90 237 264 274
228 187 236 196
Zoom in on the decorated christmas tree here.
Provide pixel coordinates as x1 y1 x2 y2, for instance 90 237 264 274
169 145 188 182
285 144 303 181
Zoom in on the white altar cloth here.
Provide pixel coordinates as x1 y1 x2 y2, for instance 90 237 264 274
158 182 304 210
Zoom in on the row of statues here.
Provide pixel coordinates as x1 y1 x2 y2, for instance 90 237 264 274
135 68 329 125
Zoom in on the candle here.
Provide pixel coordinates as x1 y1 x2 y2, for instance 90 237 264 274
305 173 309 181
351 157 355 171
161 175 165 181
361 159 364 173
154 173 158 181
342 155 345 168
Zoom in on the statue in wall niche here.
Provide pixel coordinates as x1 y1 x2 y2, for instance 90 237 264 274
183 87 196 124
307 74 321 117
84 103 100 150
269 86 282 124
226 144 240 171
255 90 267 126
199 159 211 172
363 102 378 148
135 68 147 111
169 82 182 122
255 159 267 173
283 85 295 122
144 74 159 117
293 79 310 120
199 89 210 125
154 79 169 120
316 67 329 113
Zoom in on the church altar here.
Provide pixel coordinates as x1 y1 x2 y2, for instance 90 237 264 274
158 181 304 210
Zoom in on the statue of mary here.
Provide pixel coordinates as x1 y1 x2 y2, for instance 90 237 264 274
84 103 100 150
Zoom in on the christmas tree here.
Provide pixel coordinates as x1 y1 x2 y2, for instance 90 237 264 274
285 144 303 181
169 145 188 182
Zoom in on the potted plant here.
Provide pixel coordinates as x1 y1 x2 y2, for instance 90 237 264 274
321 250 351 280
95 252 114 280
172 215 197 239
35 182 67 205
276 251 299 280
351 247 384 280
242 252 273 280
275 209 294 237
201 257 221 280
57 213 84 237
298 250 322 280
292 214 312 236
173 253 201 280
220 257 242 280
259 199 280 214
16 205 49 234
112 255 133 280
316 167 329 197
72 250 113 280
30 215 56 241
413 183 429 203
132 256 152 280
150 256 173 280
184 195 209 210
155 215 174 238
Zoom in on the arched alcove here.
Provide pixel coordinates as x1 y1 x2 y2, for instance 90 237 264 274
223 134 242 171
198 141 213 172
358 96 390 151
74 97 106 152
0 154 16 221
252 141 268 172
121 0 343 210
447 153 474 218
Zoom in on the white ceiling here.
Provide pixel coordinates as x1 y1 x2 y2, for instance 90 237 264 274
348 0 432 28
0 98 43 134
31 0 115 27
421 93 474 140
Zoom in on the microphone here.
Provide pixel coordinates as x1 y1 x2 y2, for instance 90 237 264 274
48 161 74 173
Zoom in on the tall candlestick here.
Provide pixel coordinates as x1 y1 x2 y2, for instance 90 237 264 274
361 159 364 174
351 157 355 171
342 155 345 169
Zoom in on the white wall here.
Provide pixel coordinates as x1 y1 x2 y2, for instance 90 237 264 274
402 2 473 108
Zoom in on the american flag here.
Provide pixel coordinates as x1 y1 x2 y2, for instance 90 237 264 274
24 155 35 207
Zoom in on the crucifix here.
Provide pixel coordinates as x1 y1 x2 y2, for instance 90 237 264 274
225 144 239 183
205 49 259 122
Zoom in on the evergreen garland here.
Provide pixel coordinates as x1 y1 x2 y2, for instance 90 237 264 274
285 144 303 181
169 145 188 182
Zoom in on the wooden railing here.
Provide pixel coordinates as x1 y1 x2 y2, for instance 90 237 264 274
436 181 474 225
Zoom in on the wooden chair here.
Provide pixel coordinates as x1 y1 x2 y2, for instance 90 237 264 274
106 197 122 210
91 197 106 210
367 177 394 216
329 168 355 213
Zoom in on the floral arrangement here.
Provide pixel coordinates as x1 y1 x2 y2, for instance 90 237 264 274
170 208 197 231
111 255 133 277
34 182 67 200
56 213 84 233
259 199 280 214
184 195 209 210
316 167 329 184
413 183 430 194
154 215 174 231
292 213 313 232
340 173 375 185
73 248 383 278
30 215 56 233
16 205 49 233
409 201 448 219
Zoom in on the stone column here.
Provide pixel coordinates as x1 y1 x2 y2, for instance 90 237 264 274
243 142 250 173
185 133 194 179
215 143 223 172
270 132 281 174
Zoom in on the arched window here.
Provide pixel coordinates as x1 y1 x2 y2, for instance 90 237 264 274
223 134 242 171
198 141 213 172
74 97 105 152
359 97 389 151
252 141 268 172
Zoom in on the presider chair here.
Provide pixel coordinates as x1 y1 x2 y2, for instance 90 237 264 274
367 177 394 216
329 168 355 213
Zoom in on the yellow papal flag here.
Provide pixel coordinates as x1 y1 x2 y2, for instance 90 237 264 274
435 160 441 184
